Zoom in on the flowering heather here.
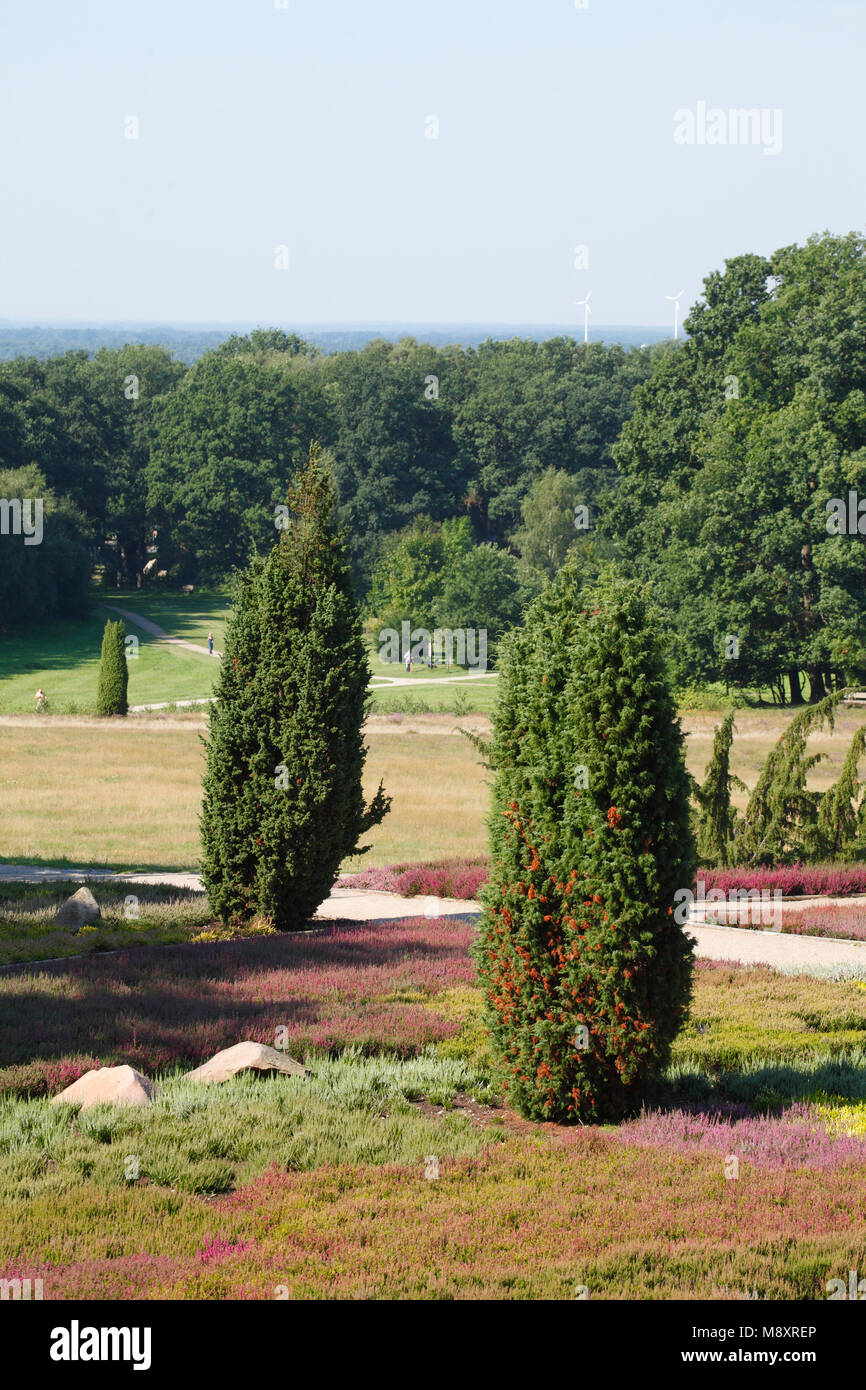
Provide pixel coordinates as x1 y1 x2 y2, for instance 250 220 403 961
196 1236 253 1264
4 1132 866 1299
702 863 866 898
343 857 866 905
777 906 866 941
0 918 477 1095
338 858 488 900
617 1104 866 1170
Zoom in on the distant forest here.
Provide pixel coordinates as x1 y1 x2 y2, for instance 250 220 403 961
3 231 866 702
0 322 671 364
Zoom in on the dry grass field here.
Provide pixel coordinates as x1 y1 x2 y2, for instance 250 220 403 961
2 706 865 871
0 713 492 870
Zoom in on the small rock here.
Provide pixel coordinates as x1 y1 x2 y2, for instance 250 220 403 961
188 1040 306 1085
55 886 101 931
51 1065 159 1110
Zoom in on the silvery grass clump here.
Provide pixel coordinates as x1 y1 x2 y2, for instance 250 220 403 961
0 1053 500 1201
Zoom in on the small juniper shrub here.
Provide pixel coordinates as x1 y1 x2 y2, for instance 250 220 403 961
95 618 128 716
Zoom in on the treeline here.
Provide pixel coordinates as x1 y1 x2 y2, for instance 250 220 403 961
611 230 866 702
3 230 866 702
0 328 652 624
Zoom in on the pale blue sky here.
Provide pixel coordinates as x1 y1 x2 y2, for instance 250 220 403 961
0 0 862 326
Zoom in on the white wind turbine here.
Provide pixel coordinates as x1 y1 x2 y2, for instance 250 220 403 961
666 288 685 340
574 289 592 343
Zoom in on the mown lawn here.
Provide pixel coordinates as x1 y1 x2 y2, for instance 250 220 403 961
1 920 865 1298
0 606 219 713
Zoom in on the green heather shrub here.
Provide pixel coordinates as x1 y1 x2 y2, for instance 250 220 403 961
95 617 128 716
475 571 695 1123
200 444 390 930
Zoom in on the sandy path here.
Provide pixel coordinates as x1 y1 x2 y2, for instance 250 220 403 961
2 863 865 971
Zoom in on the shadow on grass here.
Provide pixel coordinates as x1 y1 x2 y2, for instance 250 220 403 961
102 590 231 644
0 919 476 1091
655 1054 866 1114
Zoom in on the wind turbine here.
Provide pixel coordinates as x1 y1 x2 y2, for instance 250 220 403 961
666 288 685 340
574 290 592 343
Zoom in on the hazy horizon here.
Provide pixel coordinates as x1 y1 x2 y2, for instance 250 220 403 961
2 0 862 325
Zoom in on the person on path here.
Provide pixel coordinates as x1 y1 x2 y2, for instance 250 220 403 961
207 632 214 655
404 648 411 673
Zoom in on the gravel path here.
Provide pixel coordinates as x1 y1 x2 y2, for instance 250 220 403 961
103 605 222 660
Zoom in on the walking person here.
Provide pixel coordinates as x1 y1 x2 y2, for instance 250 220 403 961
404 648 411 674
207 632 214 656
34 688 45 711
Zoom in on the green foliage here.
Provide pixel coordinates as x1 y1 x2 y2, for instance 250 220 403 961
436 542 532 657
0 347 185 588
512 467 585 579
368 515 530 661
734 693 842 865
476 572 695 1123
146 349 326 584
0 466 91 628
611 232 866 700
368 516 473 633
694 711 744 866
817 725 866 861
200 444 390 930
95 618 128 717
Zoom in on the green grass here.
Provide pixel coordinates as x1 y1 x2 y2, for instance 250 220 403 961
0 604 220 713
0 880 276 967
0 1055 497 1202
368 682 499 715
101 589 232 650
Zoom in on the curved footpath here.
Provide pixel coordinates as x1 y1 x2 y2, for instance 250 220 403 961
1 863 865 971
103 604 499 712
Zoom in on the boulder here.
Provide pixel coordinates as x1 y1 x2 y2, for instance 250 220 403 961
188 1041 306 1085
51 1065 159 1110
55 886 101 931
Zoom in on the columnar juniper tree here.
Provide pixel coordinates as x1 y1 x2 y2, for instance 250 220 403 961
475 571 695 1123
200 444 390 929
95 618 129 716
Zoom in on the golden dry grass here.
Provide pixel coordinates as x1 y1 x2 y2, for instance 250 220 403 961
0 714 491 870
681 706 866 810
2 706 865 871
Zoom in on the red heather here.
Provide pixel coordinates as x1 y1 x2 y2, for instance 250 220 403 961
702 863 866 898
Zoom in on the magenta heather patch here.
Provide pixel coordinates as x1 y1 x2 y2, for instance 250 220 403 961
618 1104 866 1170
338 858 489 900
0 918 478 1091
778 906 866 941
196 1236 253 1264
0 1056 102 1100
701 863 866 898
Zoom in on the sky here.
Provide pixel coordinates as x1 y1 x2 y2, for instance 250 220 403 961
0 0 863 327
